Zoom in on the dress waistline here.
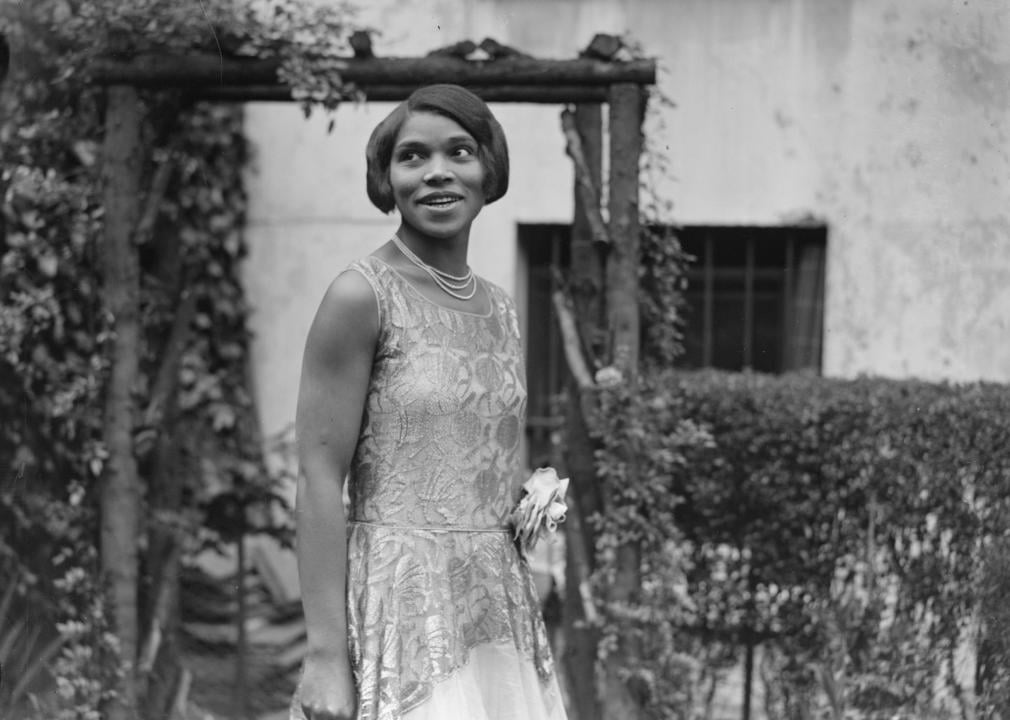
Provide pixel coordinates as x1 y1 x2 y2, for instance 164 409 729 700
348 519 512 534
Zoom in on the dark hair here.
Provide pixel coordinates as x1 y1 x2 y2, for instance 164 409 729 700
365 84 510 213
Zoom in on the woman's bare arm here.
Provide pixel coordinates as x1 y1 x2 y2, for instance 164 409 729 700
295 269 378 717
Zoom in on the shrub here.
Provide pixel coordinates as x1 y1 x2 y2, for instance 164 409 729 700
593 369 1010 719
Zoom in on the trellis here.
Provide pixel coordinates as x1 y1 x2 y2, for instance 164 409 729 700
91 33 656 720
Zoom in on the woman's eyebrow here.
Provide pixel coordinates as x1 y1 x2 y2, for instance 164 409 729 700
393 139 428 152
394 135 476 151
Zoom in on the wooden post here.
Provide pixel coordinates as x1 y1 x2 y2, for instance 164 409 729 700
600 82 647 720
606 83 644 374
561 101 606 720
100 84 144 720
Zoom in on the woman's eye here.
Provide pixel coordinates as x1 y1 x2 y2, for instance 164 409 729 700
452 146 475 158
398 150 423 162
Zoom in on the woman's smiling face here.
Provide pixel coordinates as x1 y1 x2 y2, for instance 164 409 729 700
389 111 487 243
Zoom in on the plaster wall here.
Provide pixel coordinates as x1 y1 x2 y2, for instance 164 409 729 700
243 0 1010 436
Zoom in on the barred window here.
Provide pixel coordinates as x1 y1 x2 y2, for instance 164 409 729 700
678 225 827 373
519 223 827 461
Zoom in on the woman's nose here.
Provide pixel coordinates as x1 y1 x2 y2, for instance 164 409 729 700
423 156 452 183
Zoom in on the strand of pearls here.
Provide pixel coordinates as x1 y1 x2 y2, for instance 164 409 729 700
392 235 477 301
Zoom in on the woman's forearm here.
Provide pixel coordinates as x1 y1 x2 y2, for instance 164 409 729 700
296 469 351 662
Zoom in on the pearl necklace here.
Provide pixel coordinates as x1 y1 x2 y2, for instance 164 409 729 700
392 235 477 301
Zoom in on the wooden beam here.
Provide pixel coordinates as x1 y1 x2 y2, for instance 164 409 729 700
191 83 611 104
91 53 656 90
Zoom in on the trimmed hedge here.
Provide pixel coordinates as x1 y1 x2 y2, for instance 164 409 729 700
594 369 1010 718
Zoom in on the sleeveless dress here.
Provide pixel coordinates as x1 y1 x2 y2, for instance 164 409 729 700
291 256 568 720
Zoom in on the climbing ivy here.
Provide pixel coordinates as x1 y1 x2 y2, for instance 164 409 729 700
0 1 360 715
571 67 704 718
638 80 691 371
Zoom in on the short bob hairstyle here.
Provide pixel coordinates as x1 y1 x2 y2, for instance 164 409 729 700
365 84 509 214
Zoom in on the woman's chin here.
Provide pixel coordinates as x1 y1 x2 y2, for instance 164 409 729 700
401 219 470 242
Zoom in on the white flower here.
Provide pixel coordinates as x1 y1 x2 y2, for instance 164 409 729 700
544 495 567 530
594 365 623 388
511 467 570 555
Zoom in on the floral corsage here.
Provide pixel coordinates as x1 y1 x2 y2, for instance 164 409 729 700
510 467 569 556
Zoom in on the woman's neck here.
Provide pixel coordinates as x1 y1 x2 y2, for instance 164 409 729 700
394 224 471 276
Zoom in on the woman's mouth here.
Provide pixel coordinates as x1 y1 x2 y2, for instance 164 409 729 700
419 194 462 210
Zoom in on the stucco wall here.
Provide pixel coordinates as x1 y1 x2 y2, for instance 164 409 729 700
243 0 1010 436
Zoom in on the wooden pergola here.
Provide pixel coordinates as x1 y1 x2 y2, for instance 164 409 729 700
93 49 655 102
92 34 656 720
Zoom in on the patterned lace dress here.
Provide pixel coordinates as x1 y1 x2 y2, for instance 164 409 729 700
291 256 568 720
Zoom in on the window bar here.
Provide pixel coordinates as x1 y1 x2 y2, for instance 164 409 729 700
702 231 714 367
743 235 754 369
783 234 795 370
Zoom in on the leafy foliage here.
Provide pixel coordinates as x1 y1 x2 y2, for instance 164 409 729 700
638 223 690 370
1 0 360 714
593 369 1010 718
638 83 690 371
1 20 111 709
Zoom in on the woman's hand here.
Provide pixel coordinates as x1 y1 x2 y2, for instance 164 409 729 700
298 651 357 720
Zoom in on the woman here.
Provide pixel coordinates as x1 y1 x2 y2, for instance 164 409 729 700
291 84 568 720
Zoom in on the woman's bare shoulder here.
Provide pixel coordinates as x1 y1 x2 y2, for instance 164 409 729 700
326 265 378 307
307 267 380 353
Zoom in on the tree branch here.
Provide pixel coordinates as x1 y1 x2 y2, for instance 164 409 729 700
133 147 177 247
136 537 182 685
552 290 595 391
141 288 197 436
563 490 599 625
561 108 610 248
